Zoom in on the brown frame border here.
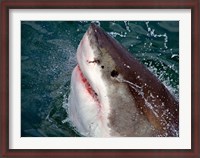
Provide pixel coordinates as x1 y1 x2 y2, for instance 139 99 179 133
0 0 199 157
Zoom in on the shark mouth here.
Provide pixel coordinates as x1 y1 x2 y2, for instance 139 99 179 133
75 65 100 107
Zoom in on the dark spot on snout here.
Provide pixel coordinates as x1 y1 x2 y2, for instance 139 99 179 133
101 66 104 69
111 70 118 77
88 59 100 64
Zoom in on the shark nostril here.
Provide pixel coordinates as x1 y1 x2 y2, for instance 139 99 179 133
111 70 118 77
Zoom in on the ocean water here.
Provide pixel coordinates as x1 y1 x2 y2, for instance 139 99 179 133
21 21 179 137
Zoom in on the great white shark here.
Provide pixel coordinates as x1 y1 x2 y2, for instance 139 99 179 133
67 23 179 137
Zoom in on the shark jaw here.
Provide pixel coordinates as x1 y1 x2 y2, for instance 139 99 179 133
68 27 112 137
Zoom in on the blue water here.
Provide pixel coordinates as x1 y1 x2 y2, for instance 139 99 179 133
21 21 179 137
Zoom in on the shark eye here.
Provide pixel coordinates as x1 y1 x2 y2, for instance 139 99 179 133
101 66 104 69
111 70 118 77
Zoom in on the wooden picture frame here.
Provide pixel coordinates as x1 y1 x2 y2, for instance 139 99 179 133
0 0 199 157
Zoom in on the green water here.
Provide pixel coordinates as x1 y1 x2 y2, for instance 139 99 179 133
21 21 179 137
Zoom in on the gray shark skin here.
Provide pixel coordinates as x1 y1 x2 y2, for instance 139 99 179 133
68 23 179 137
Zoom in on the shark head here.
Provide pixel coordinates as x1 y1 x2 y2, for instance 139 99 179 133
68 23 179 137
